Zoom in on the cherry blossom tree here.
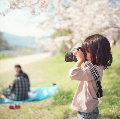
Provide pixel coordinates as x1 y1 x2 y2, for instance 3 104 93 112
0 0 62 15
53 0 120 49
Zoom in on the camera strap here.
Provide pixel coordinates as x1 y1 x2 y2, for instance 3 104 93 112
84 60 103 98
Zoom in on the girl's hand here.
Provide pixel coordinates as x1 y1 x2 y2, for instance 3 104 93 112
73 49 85 63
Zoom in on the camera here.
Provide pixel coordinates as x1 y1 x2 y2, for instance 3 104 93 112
65 47 86 62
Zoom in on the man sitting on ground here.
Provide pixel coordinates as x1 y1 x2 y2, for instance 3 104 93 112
3 64 30 101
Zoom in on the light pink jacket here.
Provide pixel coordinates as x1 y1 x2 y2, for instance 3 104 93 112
69 65 103 113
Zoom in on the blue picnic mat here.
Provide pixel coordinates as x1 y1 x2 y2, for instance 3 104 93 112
0 84 58 104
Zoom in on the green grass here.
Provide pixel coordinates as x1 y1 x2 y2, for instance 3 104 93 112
0 46 120 119
52 88 73 105
0 54 14 60
15 48 35 54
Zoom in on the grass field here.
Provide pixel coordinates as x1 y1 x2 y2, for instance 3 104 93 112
0 54 14 60
0 46 120 119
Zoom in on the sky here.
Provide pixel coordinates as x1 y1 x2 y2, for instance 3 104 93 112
0 4 54 37
0 0 72 38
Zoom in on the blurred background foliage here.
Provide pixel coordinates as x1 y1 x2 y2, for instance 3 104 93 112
51 29 73 39
0 33 10 51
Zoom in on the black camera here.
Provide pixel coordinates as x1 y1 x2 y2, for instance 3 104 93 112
65 47 86 62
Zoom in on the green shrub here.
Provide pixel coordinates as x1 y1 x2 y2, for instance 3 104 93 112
58 41 70 54
51 29 73 39
52 88 73 105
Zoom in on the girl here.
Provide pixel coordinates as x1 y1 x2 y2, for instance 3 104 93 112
69 34 112 119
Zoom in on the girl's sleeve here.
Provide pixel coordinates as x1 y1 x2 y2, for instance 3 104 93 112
69 65 103 81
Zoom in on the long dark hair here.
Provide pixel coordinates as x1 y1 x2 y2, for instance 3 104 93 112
82 34 113 69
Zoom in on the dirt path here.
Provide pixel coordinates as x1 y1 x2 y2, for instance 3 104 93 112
0 53 51 74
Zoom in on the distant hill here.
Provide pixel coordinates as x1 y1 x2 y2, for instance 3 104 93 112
2 32 36 47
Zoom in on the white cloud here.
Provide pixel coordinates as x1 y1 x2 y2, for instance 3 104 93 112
0 7 52 37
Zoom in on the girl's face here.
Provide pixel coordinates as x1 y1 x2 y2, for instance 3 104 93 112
86 52 92 61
